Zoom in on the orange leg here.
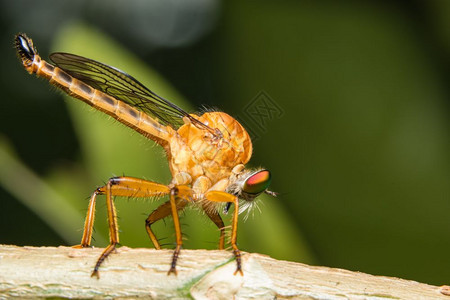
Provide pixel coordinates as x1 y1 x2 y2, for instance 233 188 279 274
167 187 183 275
73 190 99 248
91 180 119 278
202 205 225 250
204 191 243 275
145 199 188 249
74 176 170 278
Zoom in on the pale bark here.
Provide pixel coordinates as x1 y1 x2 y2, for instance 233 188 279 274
0 245 448 299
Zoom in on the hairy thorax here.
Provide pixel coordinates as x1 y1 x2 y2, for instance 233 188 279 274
167 112 252 193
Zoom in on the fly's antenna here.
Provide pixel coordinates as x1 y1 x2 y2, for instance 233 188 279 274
265 190 278 197
14 33 39 73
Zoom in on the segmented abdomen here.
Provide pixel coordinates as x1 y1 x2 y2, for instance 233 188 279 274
21 53 172 145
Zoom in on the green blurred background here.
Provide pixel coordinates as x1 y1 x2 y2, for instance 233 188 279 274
1 0 450 286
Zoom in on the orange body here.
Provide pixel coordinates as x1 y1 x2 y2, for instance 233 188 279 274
168 112 252 195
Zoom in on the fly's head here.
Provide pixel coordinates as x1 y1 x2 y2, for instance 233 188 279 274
225 167 276 219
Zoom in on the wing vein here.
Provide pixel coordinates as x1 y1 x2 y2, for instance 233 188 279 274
49 52 212 130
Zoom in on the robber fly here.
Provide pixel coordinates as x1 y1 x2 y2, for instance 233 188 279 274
14 33 275 277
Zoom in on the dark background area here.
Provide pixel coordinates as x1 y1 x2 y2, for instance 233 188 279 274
1 0 449 285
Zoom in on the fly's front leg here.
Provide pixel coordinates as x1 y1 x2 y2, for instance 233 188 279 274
75 176 170 278
204 191 243 276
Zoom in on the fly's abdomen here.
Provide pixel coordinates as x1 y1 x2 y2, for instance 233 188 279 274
15 34 171 144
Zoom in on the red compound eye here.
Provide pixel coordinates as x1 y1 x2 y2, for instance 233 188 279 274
243 170 271 195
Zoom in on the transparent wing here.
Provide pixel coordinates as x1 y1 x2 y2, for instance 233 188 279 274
50 52 212 131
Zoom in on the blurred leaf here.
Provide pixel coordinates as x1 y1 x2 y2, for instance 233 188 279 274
0 136 85 244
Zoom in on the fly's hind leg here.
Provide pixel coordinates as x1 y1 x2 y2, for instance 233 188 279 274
75 176 170 278
91 179 118 279
145 199 188 249
72 189 100 248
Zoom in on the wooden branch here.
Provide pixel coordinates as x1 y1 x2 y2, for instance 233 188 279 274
0 245 448 299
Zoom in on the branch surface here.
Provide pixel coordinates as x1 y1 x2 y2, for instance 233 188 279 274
0 245 448 299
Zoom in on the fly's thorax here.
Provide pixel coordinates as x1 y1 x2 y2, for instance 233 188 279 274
168 111 253 183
